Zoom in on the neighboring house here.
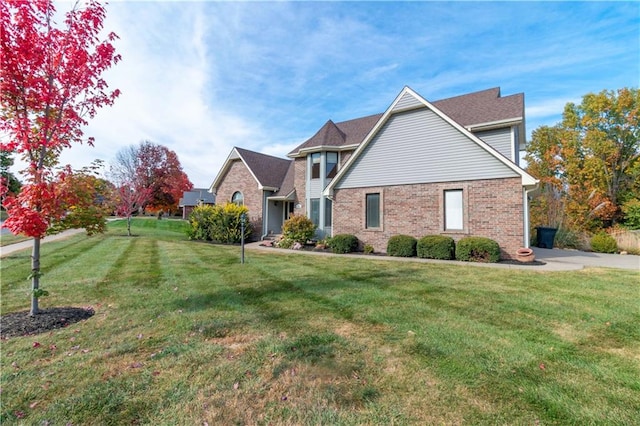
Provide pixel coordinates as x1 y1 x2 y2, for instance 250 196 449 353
179 188 216 220
210 86 539 258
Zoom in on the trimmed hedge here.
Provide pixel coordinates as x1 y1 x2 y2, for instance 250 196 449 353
590 233 618 253
417 235 455 260
387 235 417 257
455 236 500 263
329 234 359 254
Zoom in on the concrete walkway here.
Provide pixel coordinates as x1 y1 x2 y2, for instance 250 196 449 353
0 229 86 258
2 230 638 272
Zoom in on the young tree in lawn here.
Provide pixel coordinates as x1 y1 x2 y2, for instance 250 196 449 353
0 0 120 315
49 160 116 236
135 141 193 215
110 145 152 236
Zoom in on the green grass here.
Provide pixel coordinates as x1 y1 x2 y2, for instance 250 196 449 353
1 219 639 425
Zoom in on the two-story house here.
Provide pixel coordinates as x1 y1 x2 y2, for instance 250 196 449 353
209 86 538 258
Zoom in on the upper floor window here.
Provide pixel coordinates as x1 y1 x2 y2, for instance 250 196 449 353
326 152 338 178
311 153 321 179
231 191 244 206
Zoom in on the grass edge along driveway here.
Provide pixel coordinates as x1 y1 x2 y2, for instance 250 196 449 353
1 219 638 425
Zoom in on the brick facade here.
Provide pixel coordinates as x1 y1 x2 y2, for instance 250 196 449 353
215 160 264 240
292 157 307 215
332 177 524 259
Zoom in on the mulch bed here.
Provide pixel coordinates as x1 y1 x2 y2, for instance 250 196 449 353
1 306 95 339
260 243 546 265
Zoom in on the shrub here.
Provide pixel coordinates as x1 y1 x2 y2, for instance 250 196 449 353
187 205 217 241
590 233 618 253
417 235 455 260
329 234 359 254
282 214 316 244
622 199 640 230
187 203 251 244
387 235 417 257
455 236 500 263
276 237 294 249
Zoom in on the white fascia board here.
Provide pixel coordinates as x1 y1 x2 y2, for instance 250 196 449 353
209 148 240 194
210 147 262 194
288 144 360 158
260 186 279 191
466 118 523 132
323 87 414 196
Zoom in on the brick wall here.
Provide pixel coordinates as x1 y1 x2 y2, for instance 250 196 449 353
332 177 524 259
293 157 307 215
216 160 264 240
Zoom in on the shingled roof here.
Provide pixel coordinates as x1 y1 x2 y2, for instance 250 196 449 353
433 87 523 129
288 113 383 157
288 87 523 157
271 161 296 199
179 188 216 207
235 147 291 190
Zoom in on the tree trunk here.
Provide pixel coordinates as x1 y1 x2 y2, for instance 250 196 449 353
30 237 41 316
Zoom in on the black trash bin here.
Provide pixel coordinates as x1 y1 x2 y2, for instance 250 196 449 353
536 227 558 248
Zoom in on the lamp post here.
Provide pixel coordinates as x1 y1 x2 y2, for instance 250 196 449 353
240 212 246 264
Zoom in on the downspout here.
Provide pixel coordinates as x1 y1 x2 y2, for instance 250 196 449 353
523 185 538 248
262 191 269 240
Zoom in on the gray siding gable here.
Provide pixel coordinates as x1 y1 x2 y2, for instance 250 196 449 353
335 107 519 189
392 91 424 112
474 128 514 163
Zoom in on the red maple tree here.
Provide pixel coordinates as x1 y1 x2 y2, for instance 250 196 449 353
135 141 193 214
0 0 121 315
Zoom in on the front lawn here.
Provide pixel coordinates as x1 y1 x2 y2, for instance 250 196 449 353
1 219 638 424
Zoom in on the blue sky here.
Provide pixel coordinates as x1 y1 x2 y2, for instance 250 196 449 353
52 1 639 187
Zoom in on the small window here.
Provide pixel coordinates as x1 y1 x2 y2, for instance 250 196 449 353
310 198 320 226
444 190 463 230
366 193 380 228
326 152 338 179
231 191 244 206
311 153 321 179
324 198 332 227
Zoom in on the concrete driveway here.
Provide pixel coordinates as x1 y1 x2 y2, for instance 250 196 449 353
532 247 639 271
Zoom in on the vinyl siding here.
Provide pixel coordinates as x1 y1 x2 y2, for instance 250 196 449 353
336 108 519 189
392 92 424 112
309 179 323 198
474 128 513 162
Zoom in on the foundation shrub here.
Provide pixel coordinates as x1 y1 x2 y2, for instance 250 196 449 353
282 214 316 244
590 233 618 253
417 235 455 260
328 234 359 254
455 236 500 263
387 235 417 257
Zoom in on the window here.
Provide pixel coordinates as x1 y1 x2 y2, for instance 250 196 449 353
310 198 320 226
444 190 463 230
311 153 321 179
231 191 244 206
324 198 332 227
326 152 338 179
366 193 380 228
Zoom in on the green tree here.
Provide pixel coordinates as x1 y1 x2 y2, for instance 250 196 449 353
526 88 639 232
0 150 21 196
